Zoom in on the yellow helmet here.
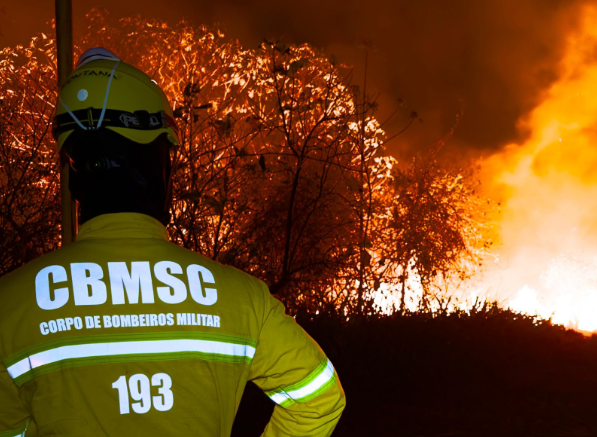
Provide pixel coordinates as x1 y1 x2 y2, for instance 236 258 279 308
52 48 179 150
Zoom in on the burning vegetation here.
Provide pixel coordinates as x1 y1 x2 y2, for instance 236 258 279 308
0 8 494 318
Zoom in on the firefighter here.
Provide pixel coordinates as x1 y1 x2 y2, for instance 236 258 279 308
0 47 345 436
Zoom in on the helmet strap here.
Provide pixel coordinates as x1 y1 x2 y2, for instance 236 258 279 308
57 60 120 133
97 61 120 129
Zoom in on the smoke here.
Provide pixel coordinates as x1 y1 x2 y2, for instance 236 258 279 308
2 0 590 160
189 0 589 161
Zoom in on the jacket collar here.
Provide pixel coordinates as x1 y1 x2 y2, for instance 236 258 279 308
75 213 169 241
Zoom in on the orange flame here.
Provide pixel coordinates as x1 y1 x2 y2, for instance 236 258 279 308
473 4 597 332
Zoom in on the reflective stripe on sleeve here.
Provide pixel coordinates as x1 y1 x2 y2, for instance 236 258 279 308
267 358 336 407
0 429 26 437
0 420 29 437
5 333 256 386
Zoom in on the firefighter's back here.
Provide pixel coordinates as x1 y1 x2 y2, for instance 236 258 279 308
0 213 267 436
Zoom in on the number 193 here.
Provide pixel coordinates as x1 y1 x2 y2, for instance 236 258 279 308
112 372 174 414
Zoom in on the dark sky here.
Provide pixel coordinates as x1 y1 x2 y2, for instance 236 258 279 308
0 0 588 163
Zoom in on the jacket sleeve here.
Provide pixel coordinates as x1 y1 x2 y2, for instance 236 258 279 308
0 360 30 437
248 281 345 437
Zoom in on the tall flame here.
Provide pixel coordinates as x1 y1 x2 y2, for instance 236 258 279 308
474 4 597 332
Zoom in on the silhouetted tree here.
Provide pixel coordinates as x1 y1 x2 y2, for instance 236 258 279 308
371 147 492 313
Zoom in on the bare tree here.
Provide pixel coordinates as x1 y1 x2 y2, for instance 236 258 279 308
0 34 60 276
371 147 492 313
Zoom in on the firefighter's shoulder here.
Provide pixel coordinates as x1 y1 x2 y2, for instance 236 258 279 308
163 240 270 300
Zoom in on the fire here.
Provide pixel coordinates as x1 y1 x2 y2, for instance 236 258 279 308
473 4 597 332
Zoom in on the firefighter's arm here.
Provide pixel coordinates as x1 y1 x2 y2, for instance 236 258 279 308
0 360 30 437
248 283 346 437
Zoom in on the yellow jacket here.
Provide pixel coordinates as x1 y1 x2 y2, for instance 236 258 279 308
0 213 345 436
